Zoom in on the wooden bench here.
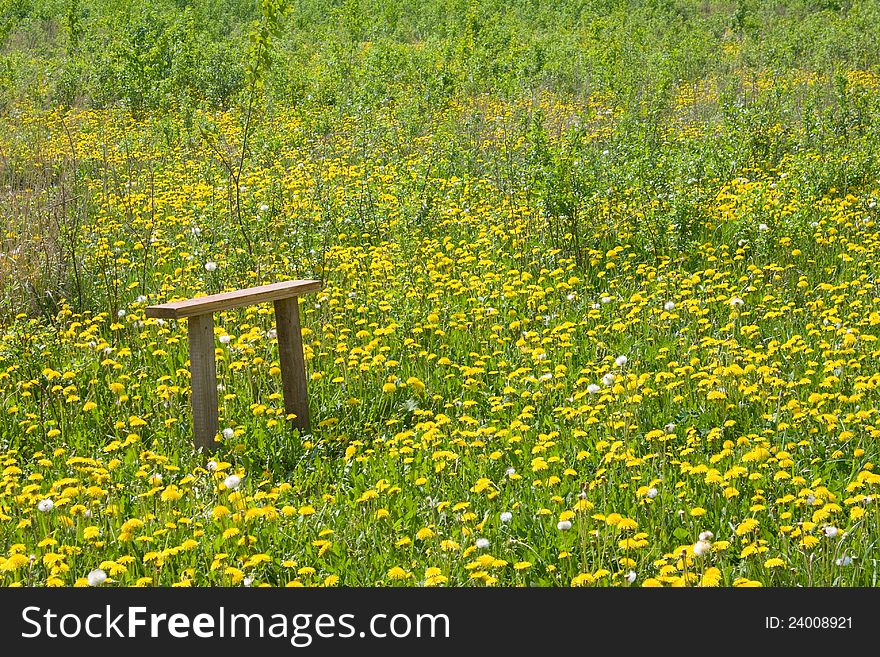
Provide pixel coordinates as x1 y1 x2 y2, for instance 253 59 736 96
146 279 322 451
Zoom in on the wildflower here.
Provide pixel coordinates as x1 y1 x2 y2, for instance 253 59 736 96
37 499 54 512
587 384 600 394
87 569 107 587
625 570 637 584
219 335 231 345
699 531 714 541
387 567 410 580
505 467 516 476
601 296 612 304
207 460 218 471
222 428 235 440
475 538 489 549
602 373 614 386
664 422 676 433
615 355 628 367
223 474 241 490
149 473 163 486
500 512 512 523
646 487 658 499
663 301 675 311
259 203 269 212
423 567 447 586
758 223 769 231
836 556 853 566
557 520 572 531
693 540 712 556
729 297 744 307
823 526 839 538
205 261 217 272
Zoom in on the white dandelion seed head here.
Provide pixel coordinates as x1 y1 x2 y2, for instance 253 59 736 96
601 296 612 304
664 301 675 311
117 309 126 318
219 334 231 345
664 422 676 433
730 297 744 307
475 538 490 549
224 474 242 490
500 512 513 523
505 467 516 476
567 293 576 301
206 460 218 472
602 373 615 386
823 526 839 538
136 295 147 304
243 576 254 587
646 487 658 499
758 223 769 231
556 520 572 531
204 261 217 272
693 540 712 557
37 498 54 513
587 383 601 394
625 570 637 584
699 531 714 541
259 203 269 212
836 555 853 567
222 427 235 440
87 569 108 587
615 355 628 367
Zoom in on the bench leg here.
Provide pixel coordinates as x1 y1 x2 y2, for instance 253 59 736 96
187 313 219 451
273 297 310 434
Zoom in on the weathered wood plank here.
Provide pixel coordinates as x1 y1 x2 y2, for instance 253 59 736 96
274 297 310 433
146 279 322 319
187 313 219 451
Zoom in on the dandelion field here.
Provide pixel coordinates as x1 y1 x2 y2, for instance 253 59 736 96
2 1 880 588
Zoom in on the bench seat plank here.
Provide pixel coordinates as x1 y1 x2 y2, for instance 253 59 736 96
145 279 322 320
